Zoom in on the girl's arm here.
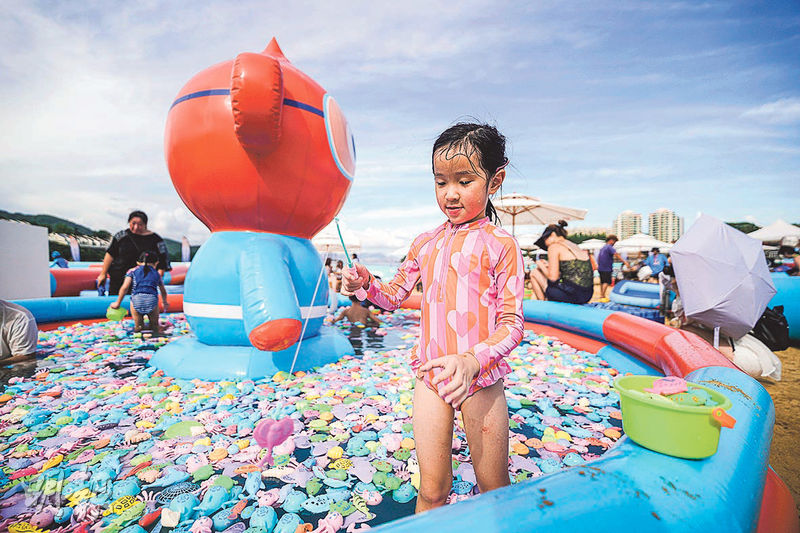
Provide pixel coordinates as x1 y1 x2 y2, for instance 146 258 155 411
345 238 423 311
469 241 525 377
160 281 168 312
110 277 132 308
546 246 561 281
590 253 598 271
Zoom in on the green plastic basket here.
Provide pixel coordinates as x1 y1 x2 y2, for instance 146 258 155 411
614 375 735 459
106 306 128 321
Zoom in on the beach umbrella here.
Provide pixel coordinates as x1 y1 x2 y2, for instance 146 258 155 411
747 219 800 244
494 193 587 236
670 214 776 340
615 233 673 253
578 238 606 252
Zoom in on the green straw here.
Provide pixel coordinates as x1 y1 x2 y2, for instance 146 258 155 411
334 218 353 268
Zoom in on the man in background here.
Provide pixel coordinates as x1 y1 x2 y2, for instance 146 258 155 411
596 235 630 299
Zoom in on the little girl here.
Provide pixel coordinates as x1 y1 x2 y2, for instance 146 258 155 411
110 251 169 335
342 123 524 512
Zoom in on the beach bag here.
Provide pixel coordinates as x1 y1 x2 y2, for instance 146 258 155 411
731 334 782 381
750 306 790 352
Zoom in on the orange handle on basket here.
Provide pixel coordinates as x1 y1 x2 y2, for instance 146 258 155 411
712 407 736 429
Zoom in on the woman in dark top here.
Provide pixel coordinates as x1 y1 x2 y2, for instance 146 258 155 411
96 210 171 294
530 220 596 304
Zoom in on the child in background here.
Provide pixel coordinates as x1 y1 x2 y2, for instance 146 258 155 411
343 122 523 512
110 251 168 335
333 295 382 327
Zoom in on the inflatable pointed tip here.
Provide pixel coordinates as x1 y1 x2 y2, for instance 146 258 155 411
263 37 286 59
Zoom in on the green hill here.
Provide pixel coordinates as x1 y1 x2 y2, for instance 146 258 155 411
0 209 98 236
0 208 199 261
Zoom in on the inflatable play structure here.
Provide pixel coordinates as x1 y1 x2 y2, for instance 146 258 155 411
49 263 189 296
609 279 661 308
151 37 357 379
770 272 800 341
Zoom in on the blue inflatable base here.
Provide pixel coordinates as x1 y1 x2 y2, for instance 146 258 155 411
149 325 354 380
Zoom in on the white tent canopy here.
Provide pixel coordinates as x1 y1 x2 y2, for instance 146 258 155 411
312 222 361 255
514 233 541 251
615 233 673 253
578 238 606 252
747 219 800 244
494 193 587 236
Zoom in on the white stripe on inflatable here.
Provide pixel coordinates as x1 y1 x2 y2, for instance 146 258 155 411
184 302 328 320
184 302 243 319
301 305 329 319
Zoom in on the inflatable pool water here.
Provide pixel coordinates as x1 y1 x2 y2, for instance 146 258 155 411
770 272 800 341
609 279 661 308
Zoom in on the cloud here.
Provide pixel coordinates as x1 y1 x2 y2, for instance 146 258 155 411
0 0 797 249
741 98 800 125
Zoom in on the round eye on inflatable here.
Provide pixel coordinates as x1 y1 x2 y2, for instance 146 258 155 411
323 95 356 181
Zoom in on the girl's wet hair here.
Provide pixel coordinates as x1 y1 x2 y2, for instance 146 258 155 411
138 251 159 277
432 122 508 223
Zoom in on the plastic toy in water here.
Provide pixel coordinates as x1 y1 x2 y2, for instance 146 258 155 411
253 417 294 466
106 306 128 321
152 37 357 379
614 375 736 459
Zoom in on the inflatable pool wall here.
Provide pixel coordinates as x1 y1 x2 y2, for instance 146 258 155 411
152 37 357 379
609 279 661 308
770 272 800 341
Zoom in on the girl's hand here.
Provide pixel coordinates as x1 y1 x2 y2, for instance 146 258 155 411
341 263 371 293
96 274 106 287
162 300 168 313
109 302 120 309
419 352 480 409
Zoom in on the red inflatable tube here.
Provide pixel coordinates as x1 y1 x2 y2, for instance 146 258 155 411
50 269 98 296
602 311 736 376
524 322 607 354
757 467 800 533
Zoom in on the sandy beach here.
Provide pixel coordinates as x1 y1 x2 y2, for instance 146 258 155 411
763 345 800 512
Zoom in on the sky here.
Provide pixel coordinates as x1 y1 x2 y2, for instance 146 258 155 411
1 1 798 259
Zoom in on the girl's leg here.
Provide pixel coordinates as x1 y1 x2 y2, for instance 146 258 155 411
148 309 161 335
461 379 510 493
130 308 143 332
413 382 455 512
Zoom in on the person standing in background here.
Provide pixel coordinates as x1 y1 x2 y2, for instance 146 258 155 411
596 235 629 299
96 210 171 295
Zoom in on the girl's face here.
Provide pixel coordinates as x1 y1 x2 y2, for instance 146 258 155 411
433 148 504 225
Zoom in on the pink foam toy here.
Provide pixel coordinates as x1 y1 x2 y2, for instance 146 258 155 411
643 376 688 395
253 417 294 467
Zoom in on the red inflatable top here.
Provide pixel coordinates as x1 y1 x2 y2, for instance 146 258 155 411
165 38 356 238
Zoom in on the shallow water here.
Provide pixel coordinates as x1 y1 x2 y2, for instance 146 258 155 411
0 310 623 531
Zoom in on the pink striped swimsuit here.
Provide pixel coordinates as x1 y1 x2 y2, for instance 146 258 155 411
366 216 525 397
